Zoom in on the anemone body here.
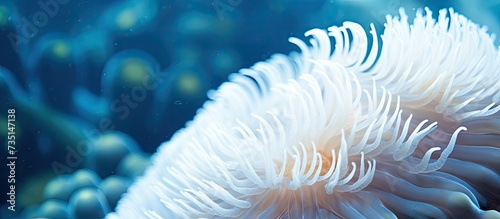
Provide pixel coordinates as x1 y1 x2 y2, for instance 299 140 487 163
108 8 500 219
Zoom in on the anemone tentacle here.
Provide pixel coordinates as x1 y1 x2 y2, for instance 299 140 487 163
108 8 500 218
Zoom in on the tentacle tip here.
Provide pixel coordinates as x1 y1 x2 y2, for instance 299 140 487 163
325 186 334 194
480 210 500 219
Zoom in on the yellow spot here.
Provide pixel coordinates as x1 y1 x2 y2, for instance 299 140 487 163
98 134 121 148
40 200 62 213
77 189 94 200
121 59 149 86
116 10 137 30
73 171 89 182
0 6 8 26
180 12 212 34
178 73 201 95
52 41 70 59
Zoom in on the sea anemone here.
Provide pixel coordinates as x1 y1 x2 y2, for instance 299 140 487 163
107 8 500 218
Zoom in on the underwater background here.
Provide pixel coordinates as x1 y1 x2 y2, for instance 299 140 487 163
1 0 499 218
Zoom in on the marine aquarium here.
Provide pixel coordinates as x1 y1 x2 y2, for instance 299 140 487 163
1 0 499 218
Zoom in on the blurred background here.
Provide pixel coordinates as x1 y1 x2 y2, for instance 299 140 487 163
0 0 499 218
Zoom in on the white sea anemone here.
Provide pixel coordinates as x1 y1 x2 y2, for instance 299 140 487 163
108 8 500 218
